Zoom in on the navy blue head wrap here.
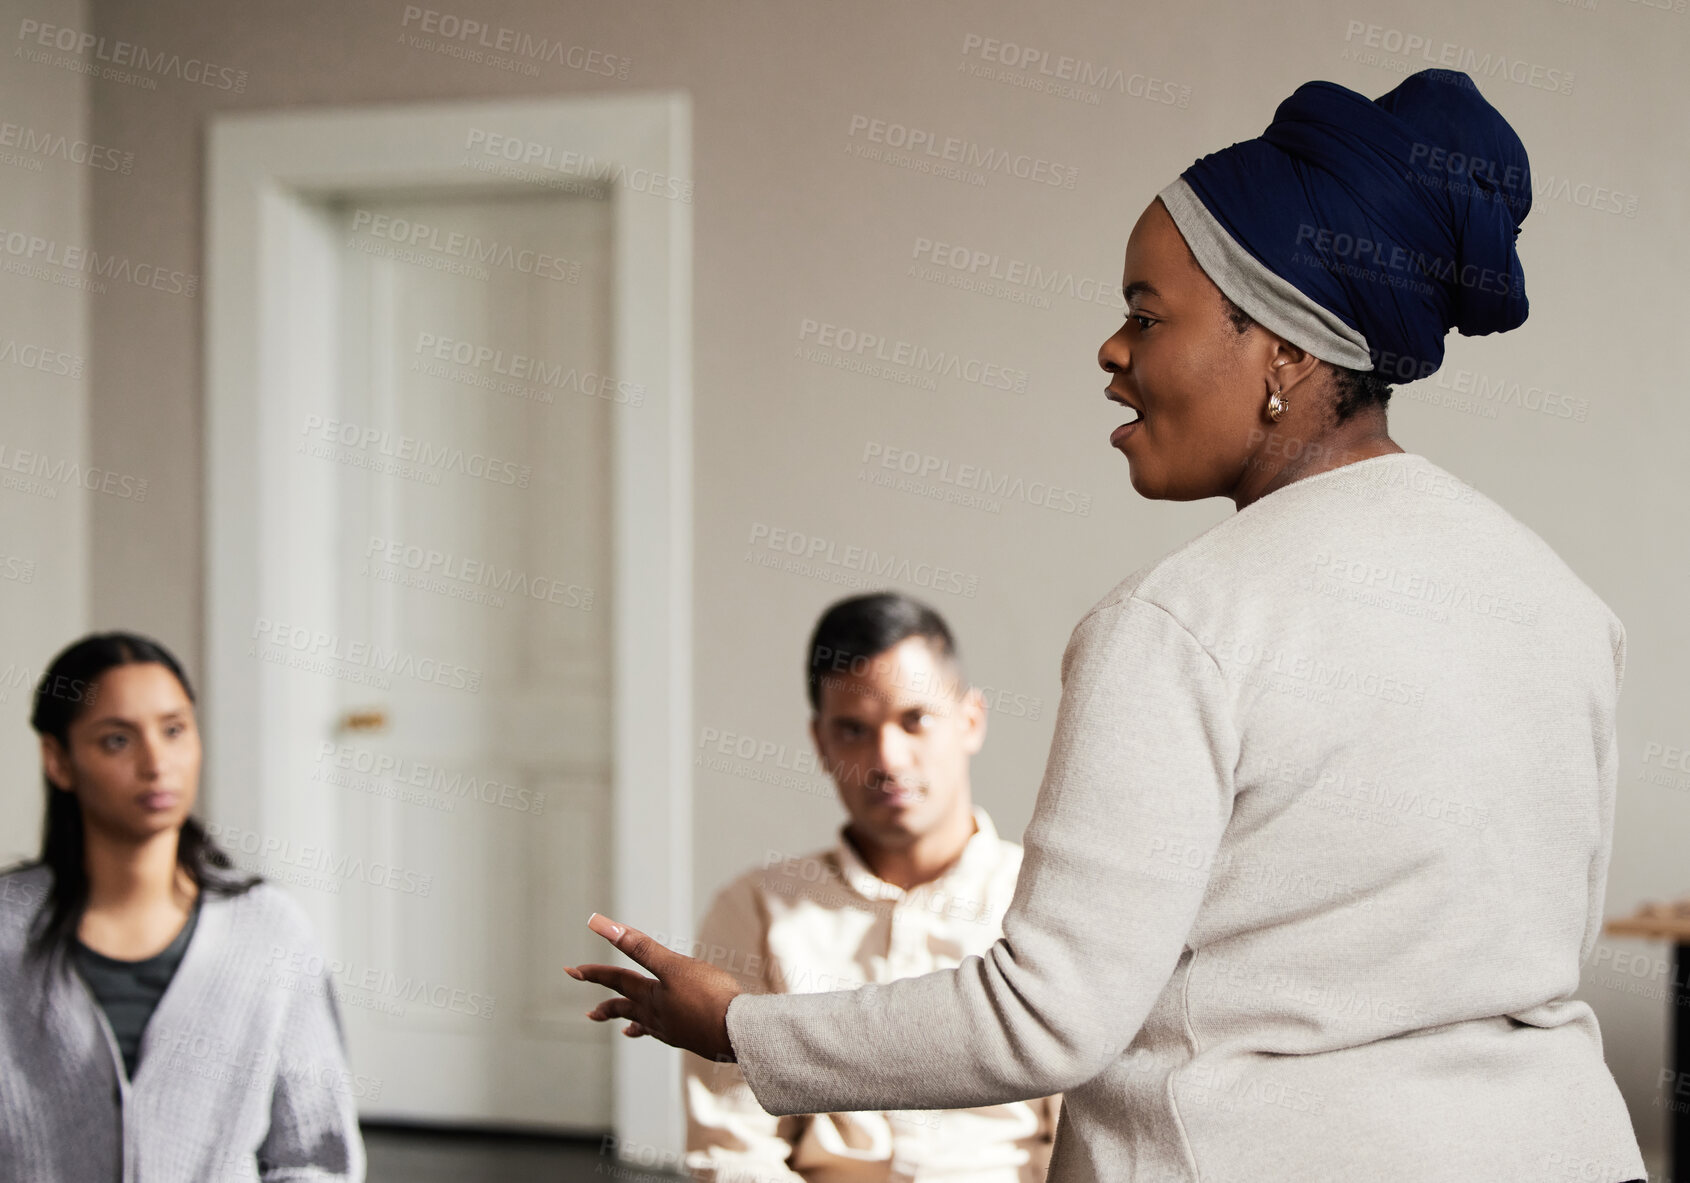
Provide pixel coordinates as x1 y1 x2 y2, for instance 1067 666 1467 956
1159 69 1532 383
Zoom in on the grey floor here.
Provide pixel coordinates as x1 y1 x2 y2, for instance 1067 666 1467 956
364 1125 678 1182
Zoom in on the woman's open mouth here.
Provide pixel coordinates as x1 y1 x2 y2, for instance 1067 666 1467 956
1107 388 1142 447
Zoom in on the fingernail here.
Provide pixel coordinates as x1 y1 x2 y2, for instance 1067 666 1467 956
588 913 624 939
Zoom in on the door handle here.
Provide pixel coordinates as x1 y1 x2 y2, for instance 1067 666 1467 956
337 708 389 733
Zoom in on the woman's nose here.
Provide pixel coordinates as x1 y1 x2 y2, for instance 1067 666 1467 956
1098 328 1129 375
134 740 162 778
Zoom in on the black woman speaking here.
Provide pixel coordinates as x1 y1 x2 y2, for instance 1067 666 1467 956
570 69 1647 1183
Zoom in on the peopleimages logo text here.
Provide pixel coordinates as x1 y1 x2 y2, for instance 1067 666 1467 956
399 7 630 77
910 237 1118 306
299 416 530 487
847 116 1078 188
798 320 1028 393
15 19 249 91
959 34 1191 106
1340 22 1574 95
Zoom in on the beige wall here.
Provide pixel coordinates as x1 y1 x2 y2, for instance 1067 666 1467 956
0 0 89 863
6 0 1685 1160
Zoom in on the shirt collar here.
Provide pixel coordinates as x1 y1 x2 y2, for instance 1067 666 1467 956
833 805 998 903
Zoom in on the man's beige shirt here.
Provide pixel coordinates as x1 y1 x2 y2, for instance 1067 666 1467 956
684 806 1060 1182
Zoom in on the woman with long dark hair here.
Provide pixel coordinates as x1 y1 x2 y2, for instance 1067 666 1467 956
0 632 366 1181
568 70 1649 1181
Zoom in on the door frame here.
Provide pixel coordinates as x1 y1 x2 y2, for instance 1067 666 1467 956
204 94 692 1155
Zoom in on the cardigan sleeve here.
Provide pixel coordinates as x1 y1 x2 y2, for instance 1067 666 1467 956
1578 614 1627 968
256 937 367 1182
725 595 1240 1115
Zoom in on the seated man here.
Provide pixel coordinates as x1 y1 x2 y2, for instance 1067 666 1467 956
684 592 1060 1182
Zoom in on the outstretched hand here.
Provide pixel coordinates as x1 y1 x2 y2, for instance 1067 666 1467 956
565 913 744 1063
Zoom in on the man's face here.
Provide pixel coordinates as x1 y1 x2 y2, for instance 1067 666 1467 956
809 637 986 852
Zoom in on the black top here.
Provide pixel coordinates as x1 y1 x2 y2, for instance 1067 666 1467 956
73 898 201 1080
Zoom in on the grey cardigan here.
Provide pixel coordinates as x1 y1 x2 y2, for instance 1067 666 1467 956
727 453 1647 1182
0 864 367 1181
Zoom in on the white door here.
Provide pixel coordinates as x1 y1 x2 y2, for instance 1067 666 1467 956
322 191 616 1128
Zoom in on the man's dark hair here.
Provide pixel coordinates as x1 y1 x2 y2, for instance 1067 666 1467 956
1218 293 1393 424
805 593 963 714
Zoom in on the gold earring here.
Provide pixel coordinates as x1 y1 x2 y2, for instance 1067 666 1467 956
1266 385 1288 422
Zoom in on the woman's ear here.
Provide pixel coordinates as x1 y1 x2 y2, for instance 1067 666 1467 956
40 734 74 792
1267 339 1322 394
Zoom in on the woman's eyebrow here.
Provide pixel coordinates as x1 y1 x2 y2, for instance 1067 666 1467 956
1123 281 1162 306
